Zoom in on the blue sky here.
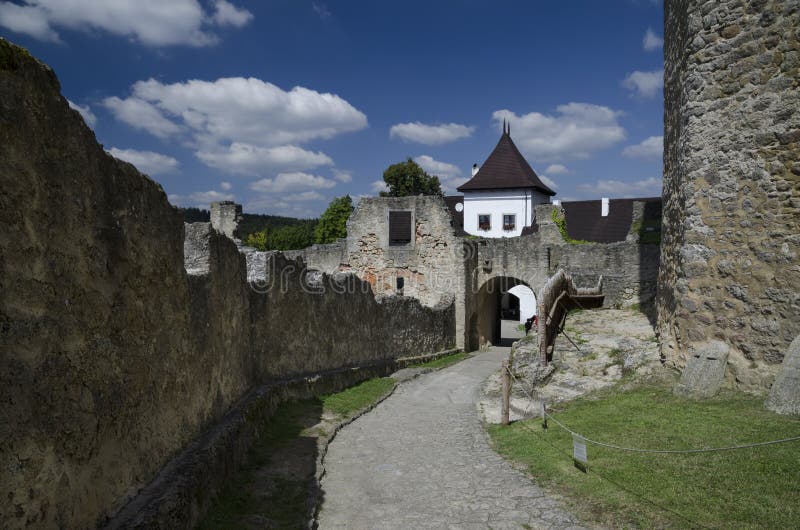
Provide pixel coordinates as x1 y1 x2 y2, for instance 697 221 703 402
0 0 664 217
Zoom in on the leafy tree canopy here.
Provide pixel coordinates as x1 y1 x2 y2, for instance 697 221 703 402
243 224 316 251
380 158 442 197
314 195 353 244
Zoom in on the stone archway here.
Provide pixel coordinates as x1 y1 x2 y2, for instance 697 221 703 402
469 276 535 349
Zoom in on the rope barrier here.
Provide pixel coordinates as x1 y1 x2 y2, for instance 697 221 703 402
504 365 800 454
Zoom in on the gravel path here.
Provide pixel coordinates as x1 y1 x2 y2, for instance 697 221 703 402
317 347 584 530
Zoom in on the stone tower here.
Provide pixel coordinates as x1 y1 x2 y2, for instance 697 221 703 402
210 201 243 240
659 0 799 390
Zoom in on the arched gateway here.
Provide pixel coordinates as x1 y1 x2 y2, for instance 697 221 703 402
468 276 537 349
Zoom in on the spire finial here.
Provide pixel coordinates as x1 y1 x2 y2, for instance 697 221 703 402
507 120 511 136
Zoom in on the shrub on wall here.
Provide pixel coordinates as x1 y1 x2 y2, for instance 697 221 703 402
551 208 589 244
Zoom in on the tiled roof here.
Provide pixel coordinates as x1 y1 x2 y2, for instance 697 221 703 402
561 197 662 243
457 129 556 195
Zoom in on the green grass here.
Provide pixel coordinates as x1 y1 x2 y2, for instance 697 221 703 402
200 377 396 529
321 377 396 417
487 385 800 529
409 351 470 370
199 399 321 529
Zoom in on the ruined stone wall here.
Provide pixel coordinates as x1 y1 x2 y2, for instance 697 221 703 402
461 204 660 349
475 204 661 309
282 240 346 273
0 40 453 528
659 0 800 391
209 201 242 239
343 196 467 348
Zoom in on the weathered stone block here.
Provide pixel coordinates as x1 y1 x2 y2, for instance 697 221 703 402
674 341 730 398
765 335 800 416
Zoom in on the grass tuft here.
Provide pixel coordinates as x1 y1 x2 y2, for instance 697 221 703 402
321 377 395 418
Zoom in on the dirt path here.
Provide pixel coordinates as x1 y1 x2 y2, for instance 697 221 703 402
317 348 583 529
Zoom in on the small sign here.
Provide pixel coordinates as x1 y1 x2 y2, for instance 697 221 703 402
572 434 587 464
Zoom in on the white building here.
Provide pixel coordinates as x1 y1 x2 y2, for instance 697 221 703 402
456 122 555 237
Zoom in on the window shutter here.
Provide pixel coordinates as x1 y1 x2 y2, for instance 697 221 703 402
389 211 412 245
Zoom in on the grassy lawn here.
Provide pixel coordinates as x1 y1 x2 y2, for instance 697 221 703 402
487 385 800 529
409 351 470 370
199 377 396 529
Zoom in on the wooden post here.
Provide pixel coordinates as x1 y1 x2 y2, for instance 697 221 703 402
541 401 548 430
501 360 510 425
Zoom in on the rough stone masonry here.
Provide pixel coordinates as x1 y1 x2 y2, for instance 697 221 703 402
659 0 800 392
0 39 453 529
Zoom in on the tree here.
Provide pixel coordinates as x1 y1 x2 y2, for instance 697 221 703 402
314 195 354 244
242 224 316 251
243 230 268 250
380 158 442 197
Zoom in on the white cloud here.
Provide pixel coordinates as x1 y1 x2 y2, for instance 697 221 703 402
622 70 663 98
0 0 248 47
197 143 333 175
285 190 325 201
539 174 558 190
370 180 388 194
544 163 568 175
576 177 662 198
249 172 337 193
103 96 181 138
331 168 353 183
108 76 366 175
622 135 663 158
0 2 60 42
220 181 232 190
108 147 179 175
492 103 626 161
312 2 331 19
389 122 475 145
440 176 469 194
643 28 663 51
413 155 465 194
129 77 367 145
414 155 461 179
212 0 252 27
67 99 96 127
169 189 235 208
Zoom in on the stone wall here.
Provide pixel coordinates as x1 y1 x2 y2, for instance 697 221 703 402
209 201 242 239
466 203 660 349
659 0 800 391
342 196 468 348
326 197 661 351
0 40 453 529
282 240 346 273
475 203 660 308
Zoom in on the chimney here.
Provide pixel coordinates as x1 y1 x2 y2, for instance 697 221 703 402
472 163 479 177
601 197 609 217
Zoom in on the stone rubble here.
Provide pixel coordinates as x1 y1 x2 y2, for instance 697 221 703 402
481 309 666 424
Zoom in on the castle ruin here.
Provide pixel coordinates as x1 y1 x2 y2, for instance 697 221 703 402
0 0 798 526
